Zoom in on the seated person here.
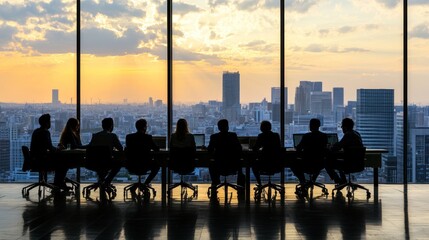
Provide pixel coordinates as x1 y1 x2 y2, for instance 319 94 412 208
326 118 364 184
125 119 160 188
251 120 282 186
290 118 328 184
30 113 67 190
59 118 85 150
88 117 123 187
169 118 196 172
207 119 244 198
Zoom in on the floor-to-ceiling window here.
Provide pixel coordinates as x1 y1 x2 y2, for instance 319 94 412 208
408 1 429 183
0 0 77 182
80 0 167 181
172 0 281 140
285 0 403 183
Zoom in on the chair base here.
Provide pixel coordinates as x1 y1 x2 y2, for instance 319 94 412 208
168 181 198 201
254 181 284 204
332 182 371 200
207 177 244 205
22 181 58 199
295 180 329 200
82 182 117 201
124 182 156 202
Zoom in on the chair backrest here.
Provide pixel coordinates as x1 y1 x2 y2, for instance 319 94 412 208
299 148 326 174
85 145 113 171
343 146 366 173
125 147 154 175
21 146 31 172
257 147 284 175
169 147 196 175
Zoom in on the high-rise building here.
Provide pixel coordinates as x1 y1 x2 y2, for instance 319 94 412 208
333 88 344 108
0 122 10 174
310 91 332 116
222 71 240 123
356 89 394 182
271 87 288 122
294 81 322 115
52 89 60 104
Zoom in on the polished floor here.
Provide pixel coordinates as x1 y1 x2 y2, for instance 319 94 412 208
0 183 426 239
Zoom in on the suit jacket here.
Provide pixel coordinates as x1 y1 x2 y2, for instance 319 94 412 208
252 131 282 162
126 132 159 153
332 130 363 152
208 131 242 162
89 130 123 152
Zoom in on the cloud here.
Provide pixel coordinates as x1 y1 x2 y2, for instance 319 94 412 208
237 0 260 11
81 0 145 18
0 1 73 24
409 23 429 39
173 2 201 16
365 24 380 30
81 27 153 56
0 24 17 50
337 26 357 34
264 0 280 9
319 29 330 37
409 0 429 5
293 44 370 53
285 0 319 13
173 47 225 65
375 0 400 9
29 30 76 54
208 0 229 8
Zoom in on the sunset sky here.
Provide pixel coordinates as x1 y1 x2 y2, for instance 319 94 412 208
0 0 428 105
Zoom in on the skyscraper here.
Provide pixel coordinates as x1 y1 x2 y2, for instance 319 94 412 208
310 91 332 116
222 71 240 123
294 81 322 115
271 87 288 122
356 89 394 182
333 88 344 108
52 89 60 104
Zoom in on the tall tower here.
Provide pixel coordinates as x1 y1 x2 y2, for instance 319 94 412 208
357 89 394 182
52 89 59 104
271 87 288 122
222 71 240 123
294 81 322 115
333 88 344 108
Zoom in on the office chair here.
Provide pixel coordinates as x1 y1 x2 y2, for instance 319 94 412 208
295 151 329 200
168 147 198 201
207 156 244 205
21 146 58 199
253 150 285 205
124 148 157 202
332 147 370 200
82 145 117 201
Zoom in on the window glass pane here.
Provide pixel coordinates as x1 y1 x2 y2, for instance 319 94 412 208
285 1 403 183
0 1 77 182
81 0 167 182
172 0 280 142
408 2 429 183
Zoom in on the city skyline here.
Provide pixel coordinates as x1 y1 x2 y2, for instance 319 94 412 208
0 1 428 104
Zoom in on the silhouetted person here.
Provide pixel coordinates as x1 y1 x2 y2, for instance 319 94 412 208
291 118 328 183
59 118 85 150
169 118 196 172
30 113 67 190
251 120 282 186
88 117 123 186
125 119 160 188
326 118 363 184
207 119 243 200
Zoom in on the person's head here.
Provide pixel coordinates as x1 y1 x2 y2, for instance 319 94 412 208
175 118 189 135
65 118 80 133
38 114 51 129
341 118 354 133
135 119 147 133
217 119 229 133
102 117 114 132
260 120 272 133
309 118 321 132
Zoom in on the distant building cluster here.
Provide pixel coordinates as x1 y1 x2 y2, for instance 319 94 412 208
0 74 426 184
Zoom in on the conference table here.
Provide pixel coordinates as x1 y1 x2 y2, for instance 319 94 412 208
58 148 387 205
